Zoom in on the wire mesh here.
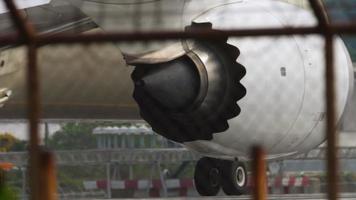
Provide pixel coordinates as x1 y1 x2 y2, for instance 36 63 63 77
0 0 355 199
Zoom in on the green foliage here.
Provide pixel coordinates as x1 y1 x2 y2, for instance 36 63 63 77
48 122 131 150
0 185 18 200
0 133 27 152
3 170 23 191
340 172 356 182
57 165 106 187
58 171 85 191
9 140 27 152
49 122 131 193
48 123 97 150
46 122 195 195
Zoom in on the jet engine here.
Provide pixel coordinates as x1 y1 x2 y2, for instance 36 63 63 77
120 1 354 195
129 23 246 143
122 0 354 161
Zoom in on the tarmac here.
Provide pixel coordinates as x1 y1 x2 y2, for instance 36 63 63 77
91 193 356 200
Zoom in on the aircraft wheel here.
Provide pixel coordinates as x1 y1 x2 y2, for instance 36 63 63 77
194 157 221 196
220 160 247 195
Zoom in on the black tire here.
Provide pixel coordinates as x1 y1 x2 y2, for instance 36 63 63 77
220 160 247 195
194 157 221 196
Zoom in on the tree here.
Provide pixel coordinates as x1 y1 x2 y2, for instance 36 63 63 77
0 133 27 152
48 122 132 150
48 122 97 150
47 122 133 194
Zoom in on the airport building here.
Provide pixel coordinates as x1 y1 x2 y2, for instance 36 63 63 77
93 124 181 149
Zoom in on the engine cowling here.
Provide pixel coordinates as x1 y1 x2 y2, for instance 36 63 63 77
129 23 246 143
125 1 353 160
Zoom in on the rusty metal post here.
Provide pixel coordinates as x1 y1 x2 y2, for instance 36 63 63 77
309 0 329 29
28 42 59 200
27 43 42 200
2 1 53 200
309 1 339 200
252 146 267 200
325 33 339 200
39 150 58 200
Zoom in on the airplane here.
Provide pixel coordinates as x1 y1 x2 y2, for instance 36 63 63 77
0 0 354 196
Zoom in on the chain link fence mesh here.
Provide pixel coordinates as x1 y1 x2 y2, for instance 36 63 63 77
0 0 355 199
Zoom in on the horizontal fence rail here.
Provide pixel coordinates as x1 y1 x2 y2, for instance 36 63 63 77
0 23 356 46
1 147 356 166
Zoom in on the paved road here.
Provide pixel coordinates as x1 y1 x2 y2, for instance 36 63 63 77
89 193 356 200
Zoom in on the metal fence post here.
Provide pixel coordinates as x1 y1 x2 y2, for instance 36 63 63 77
106 162 112 198
252 146 267 200
157 160 167 197
22 167 26 200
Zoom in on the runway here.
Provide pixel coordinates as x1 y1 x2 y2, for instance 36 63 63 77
91 193 356 200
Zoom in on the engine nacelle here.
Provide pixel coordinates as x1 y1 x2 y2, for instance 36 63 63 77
129 23 246 143
126 0 354 160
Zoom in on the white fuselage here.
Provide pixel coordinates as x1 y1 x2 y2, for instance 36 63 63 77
182 0 354 160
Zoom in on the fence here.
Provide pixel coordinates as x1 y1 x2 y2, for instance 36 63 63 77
1 0 356 199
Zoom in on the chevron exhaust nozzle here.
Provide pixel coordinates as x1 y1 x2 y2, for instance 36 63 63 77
129 22 246 143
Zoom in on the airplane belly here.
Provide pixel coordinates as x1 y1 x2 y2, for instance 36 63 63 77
0 43 140 120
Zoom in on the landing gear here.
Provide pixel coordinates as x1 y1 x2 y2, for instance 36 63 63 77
220 160 247 195
194 157 221 196
194 157 247 196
